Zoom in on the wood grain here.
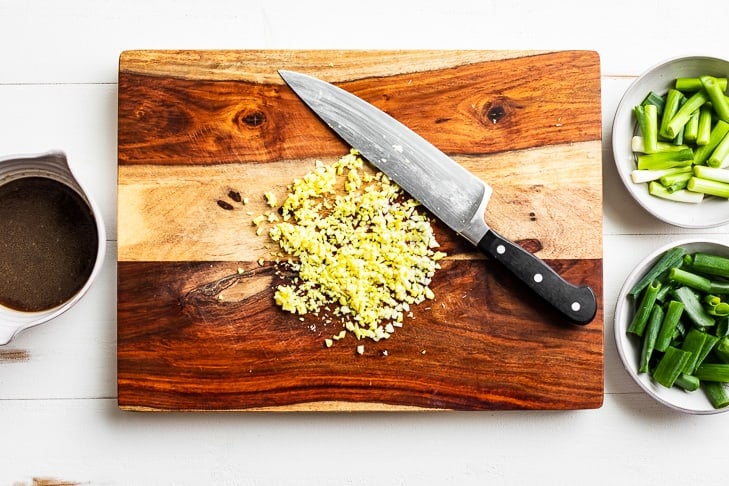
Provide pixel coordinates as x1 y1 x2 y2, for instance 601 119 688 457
118 50 599 165
118 141 601 262
117 50 604 411
117 258 603 411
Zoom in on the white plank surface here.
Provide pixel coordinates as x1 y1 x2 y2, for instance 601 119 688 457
2 0 729 484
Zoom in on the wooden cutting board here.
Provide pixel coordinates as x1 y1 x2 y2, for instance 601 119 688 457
117 50 604 411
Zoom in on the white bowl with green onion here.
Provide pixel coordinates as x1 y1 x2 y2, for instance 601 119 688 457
615 239 729 414
612 56 729 228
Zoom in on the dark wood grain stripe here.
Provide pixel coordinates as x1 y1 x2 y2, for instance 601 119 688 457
118 258 603 411
118 51 600 165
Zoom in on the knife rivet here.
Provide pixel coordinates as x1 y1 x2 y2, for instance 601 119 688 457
496 244 506 255
571 302 582 312
533 273 543 283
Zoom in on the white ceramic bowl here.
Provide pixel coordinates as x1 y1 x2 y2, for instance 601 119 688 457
615 239 729 414
612 56 729 228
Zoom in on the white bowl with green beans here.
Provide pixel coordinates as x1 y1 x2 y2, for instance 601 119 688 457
615 240 729 414
612 56 729 228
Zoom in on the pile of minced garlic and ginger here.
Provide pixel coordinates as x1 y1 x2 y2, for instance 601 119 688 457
254 150 445 351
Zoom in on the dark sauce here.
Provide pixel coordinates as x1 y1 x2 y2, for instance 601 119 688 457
0 177 98 312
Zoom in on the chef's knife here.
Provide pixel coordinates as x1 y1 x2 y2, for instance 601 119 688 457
279 70 597 325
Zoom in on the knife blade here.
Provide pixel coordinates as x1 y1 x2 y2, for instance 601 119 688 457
279 70 597 325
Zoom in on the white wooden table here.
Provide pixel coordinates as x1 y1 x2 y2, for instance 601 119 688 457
1 1 728 484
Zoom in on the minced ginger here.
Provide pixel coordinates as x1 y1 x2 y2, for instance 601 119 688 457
258 149 445 348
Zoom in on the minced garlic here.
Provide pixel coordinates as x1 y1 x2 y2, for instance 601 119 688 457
264 192 278 207
261 149 445 346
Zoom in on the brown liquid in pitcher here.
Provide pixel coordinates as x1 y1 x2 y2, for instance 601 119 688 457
0 177 98 312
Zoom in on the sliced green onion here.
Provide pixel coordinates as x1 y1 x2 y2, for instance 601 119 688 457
653 346 692 388
695 120 729 166
696 105 713 146
648 182 704 203
668 267 711 292
629 247 686 298
707 131 729 168
704 382 729 408
683 110 700 143
715 336 729 363
628 280 661 336
676 77 728 92
631 136 689 154
687 177 729 198
695 363 729 382
639 304 663 373
671 286 715 328
642 90 666 114
659 89 685 140
637 148 694 170
693 165 729 184
659 171 692 192
680 328 710 374
710 281 729 294
675 373 700 391
642 103 659 153
631 166 692 184
692 252 729 278
665 90 709 139
655 300 685 353
700 75 729 122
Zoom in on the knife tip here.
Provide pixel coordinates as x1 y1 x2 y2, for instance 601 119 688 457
278 69 296 81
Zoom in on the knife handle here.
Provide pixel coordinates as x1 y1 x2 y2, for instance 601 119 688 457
477 229 597 325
